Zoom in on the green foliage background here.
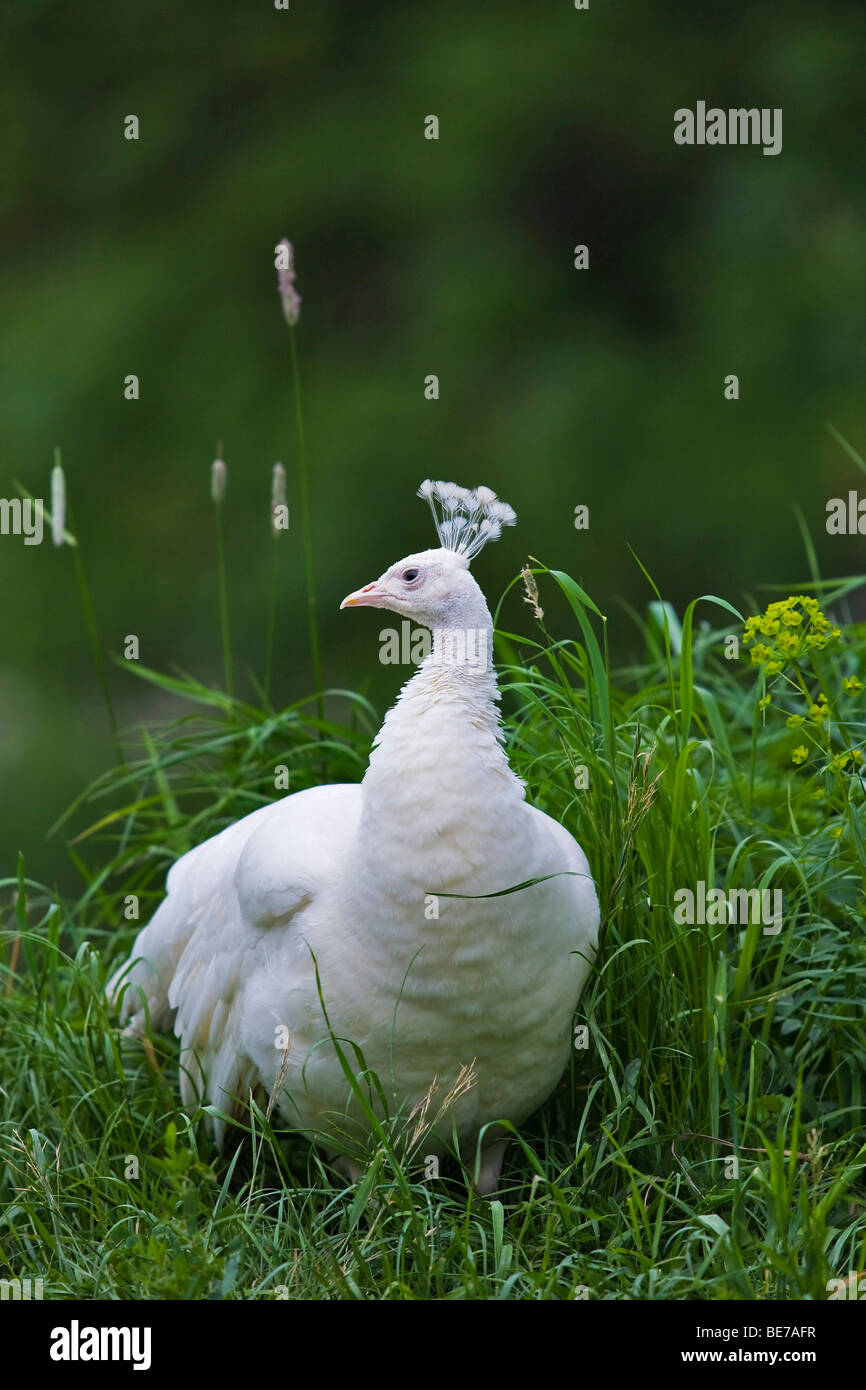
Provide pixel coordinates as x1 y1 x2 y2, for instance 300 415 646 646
1 0 864 887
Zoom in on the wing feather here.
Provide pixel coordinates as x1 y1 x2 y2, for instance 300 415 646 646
108 784 361 1140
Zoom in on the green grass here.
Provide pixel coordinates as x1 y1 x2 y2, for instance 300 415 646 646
1 551 864 1301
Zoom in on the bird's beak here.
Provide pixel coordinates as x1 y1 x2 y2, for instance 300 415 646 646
340 581 387 610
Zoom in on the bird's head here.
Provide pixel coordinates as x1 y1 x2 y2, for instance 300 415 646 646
340 481 516 632
340 546 484 628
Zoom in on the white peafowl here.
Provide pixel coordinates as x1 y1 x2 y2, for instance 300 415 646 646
108 480 599 1194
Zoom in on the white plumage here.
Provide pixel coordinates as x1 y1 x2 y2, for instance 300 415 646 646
108 481 599 1193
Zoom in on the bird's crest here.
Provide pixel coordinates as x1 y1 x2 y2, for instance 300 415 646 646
417 480 517 562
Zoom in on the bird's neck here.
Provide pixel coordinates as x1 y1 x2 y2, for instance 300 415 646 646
356 612 525 852
340 606 531 933
425 612 495 678
388 603 499 725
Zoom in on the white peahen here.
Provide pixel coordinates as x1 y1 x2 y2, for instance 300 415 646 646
108 481 599 1193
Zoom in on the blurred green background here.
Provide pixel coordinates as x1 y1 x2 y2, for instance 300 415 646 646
1 0 865 891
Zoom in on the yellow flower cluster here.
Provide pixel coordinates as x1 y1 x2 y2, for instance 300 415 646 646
793 745 863 768
829 749 864 773
743 596 841 674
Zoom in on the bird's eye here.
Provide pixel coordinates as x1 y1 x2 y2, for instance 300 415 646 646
402 568 420 583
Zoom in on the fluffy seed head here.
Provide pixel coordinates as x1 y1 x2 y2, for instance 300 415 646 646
276 239 302 326
211 455 227 505
271 462 287 537
50 462 66 547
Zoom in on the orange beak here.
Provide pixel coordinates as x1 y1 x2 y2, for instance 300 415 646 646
340 582 387 610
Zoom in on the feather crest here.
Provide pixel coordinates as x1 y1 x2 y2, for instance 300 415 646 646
417 479 517 561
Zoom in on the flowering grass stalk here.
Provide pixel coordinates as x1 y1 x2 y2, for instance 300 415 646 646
277 240 324 719
52 448 124 763
211 449 233 698
263 461 287 705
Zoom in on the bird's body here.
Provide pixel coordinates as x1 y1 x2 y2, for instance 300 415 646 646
109 483 599 1192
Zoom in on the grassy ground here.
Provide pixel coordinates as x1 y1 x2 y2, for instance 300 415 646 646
0 542 864 1300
